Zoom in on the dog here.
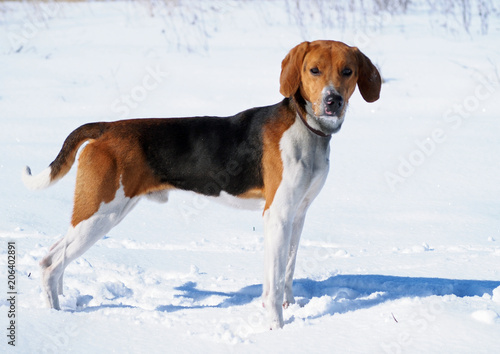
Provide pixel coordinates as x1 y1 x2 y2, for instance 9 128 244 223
23 40 381 329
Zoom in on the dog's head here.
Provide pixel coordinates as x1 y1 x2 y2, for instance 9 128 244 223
280 40 381 134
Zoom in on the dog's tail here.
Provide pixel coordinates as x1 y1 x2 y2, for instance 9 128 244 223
22 122 108 190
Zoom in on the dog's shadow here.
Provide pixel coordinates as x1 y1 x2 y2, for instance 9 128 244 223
156 275 500 316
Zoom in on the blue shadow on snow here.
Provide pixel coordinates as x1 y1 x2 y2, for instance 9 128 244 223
156 275 500 314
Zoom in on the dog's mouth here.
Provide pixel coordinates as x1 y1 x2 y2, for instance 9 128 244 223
321 109 343 118
311 104 345 120
324 106 336 116
318 100 346 133
304 99 345 135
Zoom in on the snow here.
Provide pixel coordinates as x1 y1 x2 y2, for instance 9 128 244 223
1 0 500 352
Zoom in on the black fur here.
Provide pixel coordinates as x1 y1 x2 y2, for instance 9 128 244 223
135 100 287 196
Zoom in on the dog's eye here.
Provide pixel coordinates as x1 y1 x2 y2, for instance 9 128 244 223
310 67 321 76
342 68 353 77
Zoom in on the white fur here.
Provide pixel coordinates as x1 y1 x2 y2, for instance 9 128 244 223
262 116 330 329
209 191 265 210
146 189 170 203
40 184 140 310
22 166 53 190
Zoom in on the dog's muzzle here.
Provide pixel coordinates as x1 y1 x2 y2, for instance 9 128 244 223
323 91 344 117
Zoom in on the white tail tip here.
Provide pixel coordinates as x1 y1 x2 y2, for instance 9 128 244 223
22 166 52 190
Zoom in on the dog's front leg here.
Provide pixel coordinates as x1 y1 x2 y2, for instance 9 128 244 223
262 208 294 329
283 207 307 308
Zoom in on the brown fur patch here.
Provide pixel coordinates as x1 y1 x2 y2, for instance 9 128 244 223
262 104 295 212
71 141 120 226
237 188 264 199
70 126 171 226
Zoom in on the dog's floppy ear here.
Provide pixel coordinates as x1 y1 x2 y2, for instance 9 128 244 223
354 48 381 102
280 41 310 98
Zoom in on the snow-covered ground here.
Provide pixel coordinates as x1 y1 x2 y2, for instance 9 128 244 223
1 1 500 352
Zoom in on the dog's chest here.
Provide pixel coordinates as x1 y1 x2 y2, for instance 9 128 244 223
279 119 330 196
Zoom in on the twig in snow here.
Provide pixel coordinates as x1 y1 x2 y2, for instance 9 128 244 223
391 312 398 323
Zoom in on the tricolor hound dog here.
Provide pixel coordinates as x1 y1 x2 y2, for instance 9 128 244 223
23 40 381 329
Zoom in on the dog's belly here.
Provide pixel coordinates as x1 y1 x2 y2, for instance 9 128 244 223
209 191 265 210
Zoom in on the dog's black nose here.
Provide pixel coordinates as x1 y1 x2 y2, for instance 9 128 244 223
324 93 343 116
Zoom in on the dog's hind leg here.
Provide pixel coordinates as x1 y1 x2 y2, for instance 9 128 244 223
39 143 140 310
40 188 140 309
43 237 65 295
